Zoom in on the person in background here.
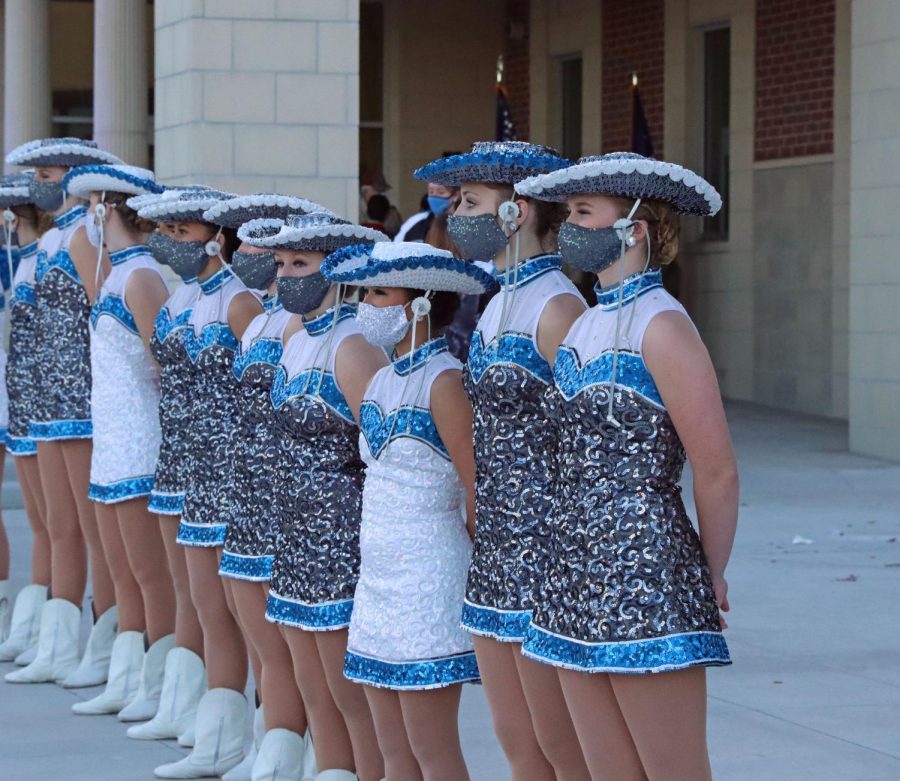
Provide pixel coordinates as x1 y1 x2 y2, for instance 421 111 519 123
361 194 391 233
360 171 402 238
395 182 459 245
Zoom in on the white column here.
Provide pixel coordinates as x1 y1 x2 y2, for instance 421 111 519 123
848 0 900 460
3 0 52 171
94 0 149 166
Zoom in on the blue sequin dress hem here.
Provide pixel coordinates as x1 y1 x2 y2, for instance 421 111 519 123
460 601 531 643
344 650 480 690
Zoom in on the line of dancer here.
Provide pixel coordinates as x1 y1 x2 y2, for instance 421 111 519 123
0 136 738 781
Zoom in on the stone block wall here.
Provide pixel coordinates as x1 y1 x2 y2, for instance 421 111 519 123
153 0 359 219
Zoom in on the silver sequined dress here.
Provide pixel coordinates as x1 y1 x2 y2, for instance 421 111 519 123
265 304 364 631
345 337 479 690
5 240 41 456
219 299 292 581
29 205 93 441
177 266 256 546
462 253 585 642
88 245 167 502
148 279 200 515
522 270 731 673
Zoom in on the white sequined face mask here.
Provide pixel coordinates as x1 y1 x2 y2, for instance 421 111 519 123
356 301 411 348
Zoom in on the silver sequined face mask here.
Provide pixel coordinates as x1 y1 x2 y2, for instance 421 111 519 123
147 231 171 267
557 221 628 274
356 301 411 348
447 214 510 260
232 250 276 291
29 179 65 212
277 272 332 315
152 233 210 279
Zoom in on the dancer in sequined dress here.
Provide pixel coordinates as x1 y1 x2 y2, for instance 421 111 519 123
415 141 590 781
324 241 495 781
128 191 208 745
246 212 388 781
209 193 332 780
63 165 178 719
4 138 121 687
0 174 52 665
515 152 737 780
138 190 264 781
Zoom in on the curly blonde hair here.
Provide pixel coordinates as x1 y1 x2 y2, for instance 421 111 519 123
613 197 680 266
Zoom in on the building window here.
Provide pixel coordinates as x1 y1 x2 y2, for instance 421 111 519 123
360 1 384 184
52 89 93 140
560 56 583 161
702 27 730 238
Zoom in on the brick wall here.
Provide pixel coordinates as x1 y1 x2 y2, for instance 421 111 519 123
504 0 530 140
601 0 665 156
755 0 835 161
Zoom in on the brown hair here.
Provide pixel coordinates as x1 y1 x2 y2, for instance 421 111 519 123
485 183 566 252
405 288 460 333
104 192 157 235
613 197 680 266
11 204 54 236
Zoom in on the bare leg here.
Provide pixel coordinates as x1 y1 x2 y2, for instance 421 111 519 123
184 545 247 691
228 580 307 733
158 515 203 656
472 636 555 781
611 668 712 781
0 446 7 579
400 685 469 781
94 501 144 632
36 441 86 605
558 670 646 781
514 651 590 780
116 499 175 643
60 440 114 613
365 687 422 781
281 626 354 773
219 565 261 695
316 629 384 781
16 456 51 585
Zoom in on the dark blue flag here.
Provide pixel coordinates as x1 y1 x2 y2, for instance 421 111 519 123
496 84 518 142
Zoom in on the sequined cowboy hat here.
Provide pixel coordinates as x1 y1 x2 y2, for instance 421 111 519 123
135 187 236 223
5 137 122 168
62 164 164 200
201 193 337 230
414 141 570 187
0 172 34 207
515 152 722 217
239 212 388 253
322 240 497 295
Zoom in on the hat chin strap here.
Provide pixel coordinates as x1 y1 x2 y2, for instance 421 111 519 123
93 194 108 291
3 210 18 348
605 198 651 426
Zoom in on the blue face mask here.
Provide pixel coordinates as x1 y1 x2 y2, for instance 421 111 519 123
427 195 452 216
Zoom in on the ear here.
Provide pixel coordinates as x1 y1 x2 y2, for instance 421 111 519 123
514 197 530 227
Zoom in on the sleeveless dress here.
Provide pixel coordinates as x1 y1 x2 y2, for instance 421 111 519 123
5 240 40 456
0 246 12 445
219 298 293 581
344 337 479 690
88 245 167 502
522 270 731 673
177 266 256 547
29 205 93 441
265 304 364 631
148 279 200 515
462 253 585 642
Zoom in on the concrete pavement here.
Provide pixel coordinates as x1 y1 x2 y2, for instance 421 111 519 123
1 401 898 780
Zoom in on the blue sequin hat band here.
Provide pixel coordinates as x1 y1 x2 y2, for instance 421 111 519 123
414 141 570 187
62 164 163 199
201 193 336 230
321 240 497 295
5 137 122 168
0 171 34 207
515 152 722 216
238 211 388 252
